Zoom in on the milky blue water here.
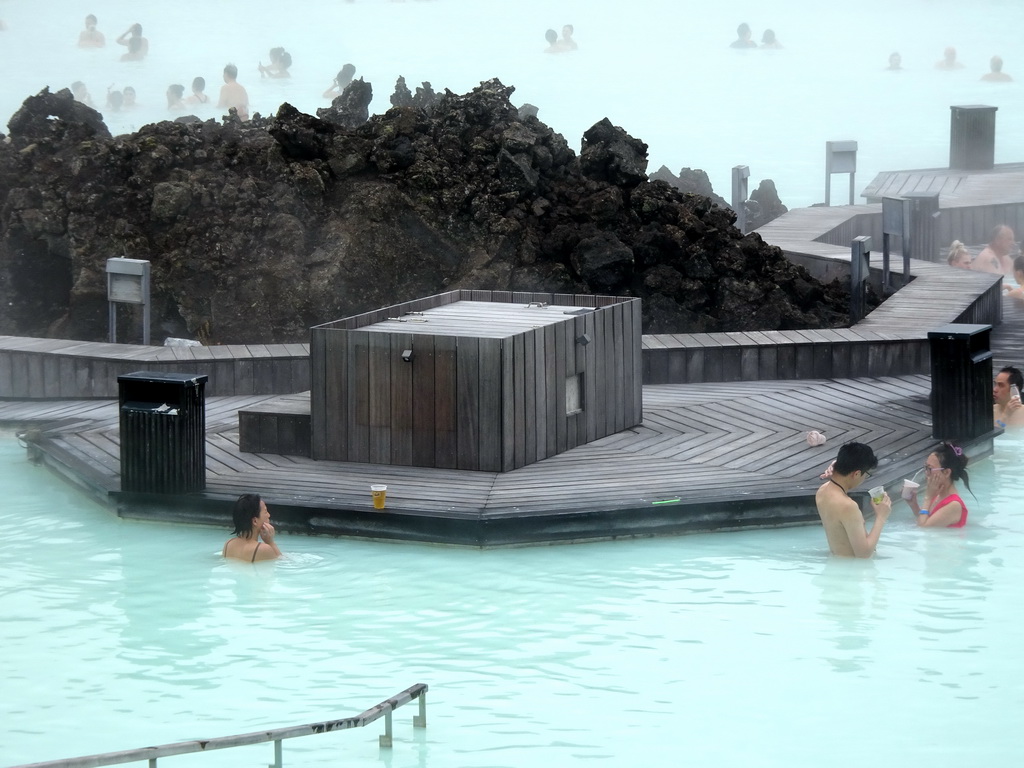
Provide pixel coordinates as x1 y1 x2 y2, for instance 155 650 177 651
4 431 1024 767
1 0 1023 208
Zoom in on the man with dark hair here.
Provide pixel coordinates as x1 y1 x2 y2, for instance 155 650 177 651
993 366 1024 429
815 442 890 558
730 22 757 49
217 63 249 121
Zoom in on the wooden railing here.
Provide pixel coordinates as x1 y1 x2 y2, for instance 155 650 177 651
10 683 427 768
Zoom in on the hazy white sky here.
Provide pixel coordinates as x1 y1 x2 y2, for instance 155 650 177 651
1 0 1022 207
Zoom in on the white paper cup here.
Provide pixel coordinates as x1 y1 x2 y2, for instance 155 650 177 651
901 479 920 500
869 485 886 504
805 430 827 446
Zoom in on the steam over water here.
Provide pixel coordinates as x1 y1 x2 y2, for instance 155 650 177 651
1 0 1023 207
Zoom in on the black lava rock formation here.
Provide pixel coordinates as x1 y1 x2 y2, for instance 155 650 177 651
0 80 853 344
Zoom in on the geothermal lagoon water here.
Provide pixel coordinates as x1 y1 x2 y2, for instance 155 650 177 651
4 0 1024 764
4 433 1024 766
1 0 1023 209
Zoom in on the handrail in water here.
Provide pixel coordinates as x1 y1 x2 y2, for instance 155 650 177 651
9 683 428 768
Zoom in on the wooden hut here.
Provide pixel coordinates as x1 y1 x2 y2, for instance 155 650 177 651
309 290 642 472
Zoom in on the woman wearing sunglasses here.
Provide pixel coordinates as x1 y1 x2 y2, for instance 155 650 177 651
903 443 971 528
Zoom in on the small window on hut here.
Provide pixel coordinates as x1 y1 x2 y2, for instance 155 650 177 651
566 374 583 415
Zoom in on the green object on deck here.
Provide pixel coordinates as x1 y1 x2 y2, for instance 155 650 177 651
651 498 681 505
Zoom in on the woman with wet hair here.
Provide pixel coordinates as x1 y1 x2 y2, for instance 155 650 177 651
166 83 186 110
323 63 356 98
761 29 782 49
223 493 281 561
185 76 208 105
116 23 148 60
259 46 291 78
904 443 971 527
947 240 972 269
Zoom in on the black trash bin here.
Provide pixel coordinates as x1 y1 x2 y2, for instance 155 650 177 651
118 371 208 493
929 324 992 442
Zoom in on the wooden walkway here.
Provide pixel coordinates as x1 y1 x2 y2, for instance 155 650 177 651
862 162 1024 205
0 374 970 546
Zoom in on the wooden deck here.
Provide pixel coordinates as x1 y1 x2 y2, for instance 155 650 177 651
862 162 1024 205
1 374 961 546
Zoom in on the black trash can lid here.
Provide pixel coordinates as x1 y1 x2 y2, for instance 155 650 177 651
117 371 209 385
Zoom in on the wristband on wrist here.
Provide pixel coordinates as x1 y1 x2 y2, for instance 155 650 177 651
918 510 929 515
996 420 1006 428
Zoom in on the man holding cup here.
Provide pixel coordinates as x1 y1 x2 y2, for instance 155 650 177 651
815 442 891 558
993 366 1024 430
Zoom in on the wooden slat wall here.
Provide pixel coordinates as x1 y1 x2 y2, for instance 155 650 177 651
367 333 391 465
309 327 328 459
347 331 370 463
389 332 414 466
434 336 458 469
0 339 310 400
411 334 436 467
478 337 503 472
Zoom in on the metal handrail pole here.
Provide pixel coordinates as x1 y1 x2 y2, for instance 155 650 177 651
380 708 394 748
415 691 427 728
267 738 283 768
11 684 429 768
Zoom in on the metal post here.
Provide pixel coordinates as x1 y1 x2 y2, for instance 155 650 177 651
268 739 283 768
106 258 152 345
904 191 942 263
882 196 911 289
850 236 871 323
414 691 427 728
825 141 857 206
380 708 393 748
731 165 750 234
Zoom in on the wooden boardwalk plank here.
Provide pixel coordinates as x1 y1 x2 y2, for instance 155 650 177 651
2 372 968 545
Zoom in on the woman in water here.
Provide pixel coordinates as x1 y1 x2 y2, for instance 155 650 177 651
185 76 209 105
166 83 186 111
946 240 972 269
259 47 291 78
116 23 148 60
323 63 356 98
223 493 281 561
903 442 970 527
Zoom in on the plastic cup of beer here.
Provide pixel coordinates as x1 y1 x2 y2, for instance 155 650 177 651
901 479 920 500
371 484 387 509
869 485 886 504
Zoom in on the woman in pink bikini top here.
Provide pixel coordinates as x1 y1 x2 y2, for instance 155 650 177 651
904 442 970 528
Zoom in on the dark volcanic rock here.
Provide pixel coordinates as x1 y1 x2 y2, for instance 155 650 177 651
315 78 372 128
747 178 789 230
7 87 111 150
580 118 648 187
650 166 729 209
0 80 857 345
390 76 413 108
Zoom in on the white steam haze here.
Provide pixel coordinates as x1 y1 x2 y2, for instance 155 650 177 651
0 0 1023 208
